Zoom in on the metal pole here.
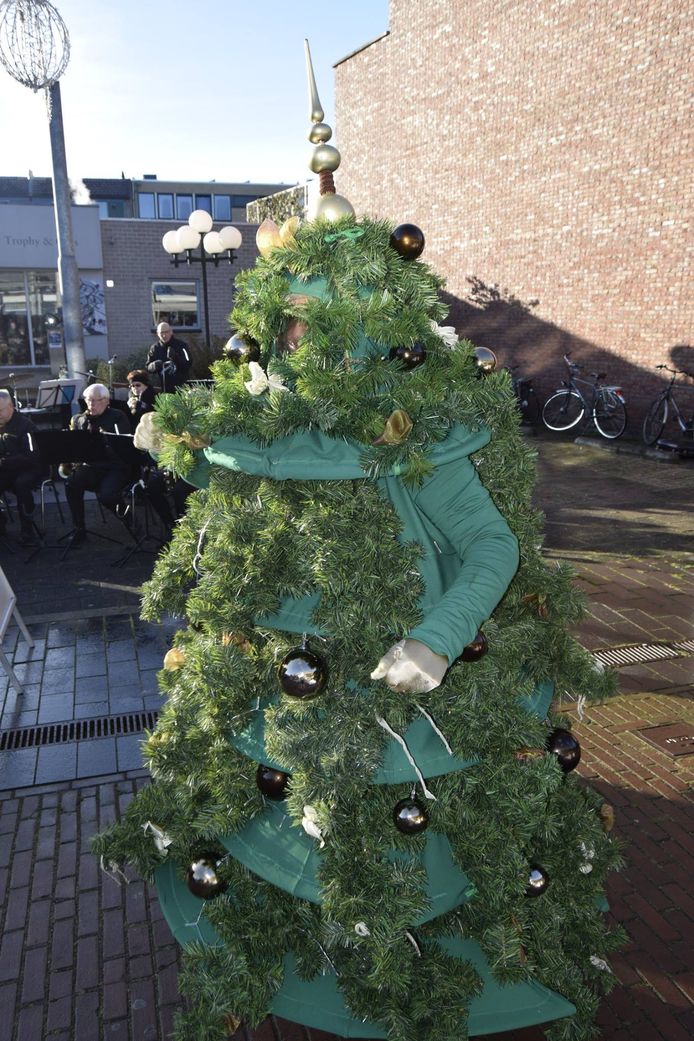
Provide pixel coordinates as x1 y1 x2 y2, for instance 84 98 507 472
198 237 211 351
47 80 86 378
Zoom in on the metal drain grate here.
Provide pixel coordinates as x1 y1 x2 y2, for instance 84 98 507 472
0 710 159 752
593 639 694 669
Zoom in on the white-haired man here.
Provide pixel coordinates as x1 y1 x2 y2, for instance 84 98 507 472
64 384 132 543
0 389 42 544
146 322 191 393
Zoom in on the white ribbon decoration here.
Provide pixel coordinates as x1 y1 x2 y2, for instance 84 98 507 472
579 841 595 873
589 955 612 972
100 855 129 886
429 320 459 348
405 931 422 957
301 805 325 847
375 714 436 800
142 820 173 855
193 518 211 577
354 922 371 937
244 361 289 396
416 704 454 756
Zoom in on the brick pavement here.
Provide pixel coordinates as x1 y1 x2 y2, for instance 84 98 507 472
0 439 692 1041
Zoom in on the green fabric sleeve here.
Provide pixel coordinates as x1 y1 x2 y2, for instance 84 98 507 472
406 456 519 663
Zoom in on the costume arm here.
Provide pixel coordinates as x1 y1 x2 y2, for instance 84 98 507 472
406 455 519 663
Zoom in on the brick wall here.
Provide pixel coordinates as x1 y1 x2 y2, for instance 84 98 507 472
100 220 259 362
335 0 693 423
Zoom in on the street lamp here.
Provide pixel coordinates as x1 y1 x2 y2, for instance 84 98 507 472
0 0 86 378
162 210 242 351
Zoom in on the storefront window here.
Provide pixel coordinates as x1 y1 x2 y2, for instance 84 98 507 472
151 280 199 329
0 271 59 366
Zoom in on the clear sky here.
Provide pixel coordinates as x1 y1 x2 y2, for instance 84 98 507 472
0 0 389 186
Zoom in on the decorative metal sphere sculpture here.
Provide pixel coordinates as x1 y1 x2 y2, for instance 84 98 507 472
0 0 70 91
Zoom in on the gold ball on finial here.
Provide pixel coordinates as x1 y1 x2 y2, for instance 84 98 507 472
308 194 356 223
308 122 332 144
309 144 341 173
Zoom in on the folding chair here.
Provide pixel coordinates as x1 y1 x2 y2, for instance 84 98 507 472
0 564 35 693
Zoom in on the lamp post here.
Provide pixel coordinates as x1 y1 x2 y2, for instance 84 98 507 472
162 211 242 351
0 0 86 378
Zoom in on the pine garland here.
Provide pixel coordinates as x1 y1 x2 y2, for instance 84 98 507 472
93 216 622 1041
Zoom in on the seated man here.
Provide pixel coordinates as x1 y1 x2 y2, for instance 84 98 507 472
0 389 43 544
64 383 133 544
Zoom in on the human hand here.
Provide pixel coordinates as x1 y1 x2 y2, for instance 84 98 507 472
148 360 163 373
370 639 448 694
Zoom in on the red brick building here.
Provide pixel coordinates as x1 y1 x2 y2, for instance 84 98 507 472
334 1 692 423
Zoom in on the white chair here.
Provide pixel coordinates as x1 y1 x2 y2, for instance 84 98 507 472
0 565 35 694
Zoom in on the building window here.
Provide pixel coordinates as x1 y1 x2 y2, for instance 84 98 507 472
158 193 174 219
97 200 127 218
138 192 156 218
176 194 193 220
151 280 199 329
195 194 212 215
214 195 231 220
231 194 259 208
0 270 58 367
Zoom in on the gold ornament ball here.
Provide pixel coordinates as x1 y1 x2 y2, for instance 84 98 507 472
256 218 282 257
308 122 332 143
308 194 356 223
163 647 186 671
473 346 498 374
279 215 301 247
309 143 341 173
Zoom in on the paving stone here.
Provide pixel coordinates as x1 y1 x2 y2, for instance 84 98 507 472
77 738 118 779
107 638 136 663
76 651 108 679
35 744 77 784
15 1002 44 1041
0 929 24 982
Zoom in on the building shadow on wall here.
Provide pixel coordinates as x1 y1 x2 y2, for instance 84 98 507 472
441 280 694 427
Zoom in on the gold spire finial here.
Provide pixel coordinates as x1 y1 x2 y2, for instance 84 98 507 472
304 39 324 124
303 39 355 222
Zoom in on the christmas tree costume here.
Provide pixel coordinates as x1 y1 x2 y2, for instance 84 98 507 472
94 43 623 1041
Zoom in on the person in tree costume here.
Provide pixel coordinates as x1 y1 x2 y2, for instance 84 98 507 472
94 43 624 1041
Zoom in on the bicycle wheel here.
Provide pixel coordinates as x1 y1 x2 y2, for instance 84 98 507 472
542 390 585 431
593 391 627 439
642 396 668 445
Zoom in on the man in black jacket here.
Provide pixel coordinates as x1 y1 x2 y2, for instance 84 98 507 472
64 383 134 543
0 389 42 544
146 322 192 392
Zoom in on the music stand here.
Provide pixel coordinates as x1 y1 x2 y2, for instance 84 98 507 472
28 430 139 560
111 476 168 567
21 379 83 432
35 379 82 409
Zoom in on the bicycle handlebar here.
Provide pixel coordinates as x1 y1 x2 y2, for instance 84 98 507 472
656 364 694 379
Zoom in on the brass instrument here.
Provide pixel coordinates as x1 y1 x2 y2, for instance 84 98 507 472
58 462 75 480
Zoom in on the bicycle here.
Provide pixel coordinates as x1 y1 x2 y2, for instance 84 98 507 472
508 365 541 427
541 353 628 440
642 365 694 446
